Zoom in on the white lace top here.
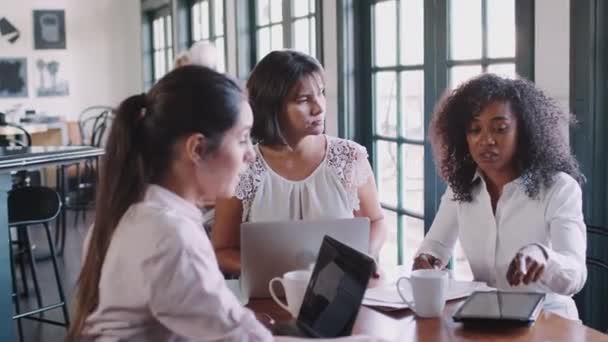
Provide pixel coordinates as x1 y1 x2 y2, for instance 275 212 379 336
235 135 373 222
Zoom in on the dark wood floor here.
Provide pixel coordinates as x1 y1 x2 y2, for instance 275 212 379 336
12 210 93 342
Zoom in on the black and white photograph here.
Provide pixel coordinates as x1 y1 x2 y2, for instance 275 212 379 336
0 57 27 97
33 10 66 49
35 58 69 97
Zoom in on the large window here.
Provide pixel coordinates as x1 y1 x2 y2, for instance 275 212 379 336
191 0 227 72
354 0 531 276
253 0 320 61
371 0 426 272
151 8 174 83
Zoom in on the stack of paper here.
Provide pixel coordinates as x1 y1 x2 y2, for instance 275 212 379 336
363 280 494 311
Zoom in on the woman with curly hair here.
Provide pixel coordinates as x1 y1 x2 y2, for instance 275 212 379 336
413 73 587 320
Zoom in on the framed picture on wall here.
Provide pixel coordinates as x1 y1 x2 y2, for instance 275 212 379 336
33 10 66 49
0 58 28 98
36 59 69 97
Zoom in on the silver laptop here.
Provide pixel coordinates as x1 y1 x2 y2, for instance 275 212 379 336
240 217 370 299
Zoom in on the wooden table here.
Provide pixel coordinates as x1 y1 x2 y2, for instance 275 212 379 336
247 294 608 341
0 146 105 341
242 262 608 341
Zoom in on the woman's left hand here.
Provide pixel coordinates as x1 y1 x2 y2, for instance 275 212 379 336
506 244 548 286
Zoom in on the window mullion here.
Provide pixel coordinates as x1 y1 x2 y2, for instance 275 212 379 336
395 0 405 265
209 0 216 40
283 0 292 48
481 0 488 71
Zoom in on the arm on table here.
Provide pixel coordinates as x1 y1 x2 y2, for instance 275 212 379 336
413 188 459 270
212 196 244 276
354 172 386 261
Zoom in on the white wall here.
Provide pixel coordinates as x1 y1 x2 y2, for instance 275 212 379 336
535 0 570 110
0 0 142 121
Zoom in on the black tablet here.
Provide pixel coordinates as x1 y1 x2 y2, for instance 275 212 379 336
275 235 375 338
453 291 545 325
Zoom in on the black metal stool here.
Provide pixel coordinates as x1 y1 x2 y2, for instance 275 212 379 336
8 186 70 341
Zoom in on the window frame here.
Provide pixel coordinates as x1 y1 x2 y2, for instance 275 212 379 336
152 7 174 83
188 0 228 72
248 0 324 64
142 5 174 89
341 0 535 265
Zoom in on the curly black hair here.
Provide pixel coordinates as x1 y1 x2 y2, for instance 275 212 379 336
430 73 584 202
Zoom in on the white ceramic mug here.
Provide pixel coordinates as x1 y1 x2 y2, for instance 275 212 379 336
396 269 448 318
268 270 311 317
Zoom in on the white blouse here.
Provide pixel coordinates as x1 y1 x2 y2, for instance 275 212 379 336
82 185 273 341
417 172 587 320
235 135 372 222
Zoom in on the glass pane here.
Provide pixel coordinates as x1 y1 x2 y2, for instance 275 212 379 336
403 216 425 270
257 27 271 61
450 65 482 89
487 0 515 58
214 0 224 35
166 16 173 47
215 37 225 72
158 18 166 48
293 0 308 17
270 24 283 51
158 51 166 78
373 0 397 67
400 71 424 140
166 48 173 71
270 0 283 23
401 144 424 215
257 0 270 26
200 1 210 39
454 241 474 280
487 63 516 79
310 17 316 57
374 72 397 137
400 0 424 65
154 51 163 80
377 140 398 207
153 19 162 48
450 0 482 60
293 18 310 55
379 209 398 268
191 3 201 41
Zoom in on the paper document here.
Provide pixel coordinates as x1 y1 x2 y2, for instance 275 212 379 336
363 280 494 311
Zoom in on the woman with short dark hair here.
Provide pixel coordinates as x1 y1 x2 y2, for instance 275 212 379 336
414 73 587 320
213 50 386 275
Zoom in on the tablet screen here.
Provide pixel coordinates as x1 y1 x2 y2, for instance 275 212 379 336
455 291 545 321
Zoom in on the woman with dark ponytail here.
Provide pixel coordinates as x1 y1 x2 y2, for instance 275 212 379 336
67 65 268 341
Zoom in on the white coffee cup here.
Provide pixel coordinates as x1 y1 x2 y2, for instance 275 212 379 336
268 270 311 317
396 269 448 318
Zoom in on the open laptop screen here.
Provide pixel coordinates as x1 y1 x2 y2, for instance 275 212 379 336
297 235 375 337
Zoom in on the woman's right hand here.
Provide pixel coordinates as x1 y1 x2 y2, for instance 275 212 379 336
412 253 442 270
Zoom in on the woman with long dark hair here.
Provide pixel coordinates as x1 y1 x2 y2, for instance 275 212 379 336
414 73 587 320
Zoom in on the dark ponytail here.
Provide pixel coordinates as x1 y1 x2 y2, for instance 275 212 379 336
68 66 245 339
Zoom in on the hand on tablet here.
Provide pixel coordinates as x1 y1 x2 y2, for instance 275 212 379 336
412 253 442 270
506 244 548 286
